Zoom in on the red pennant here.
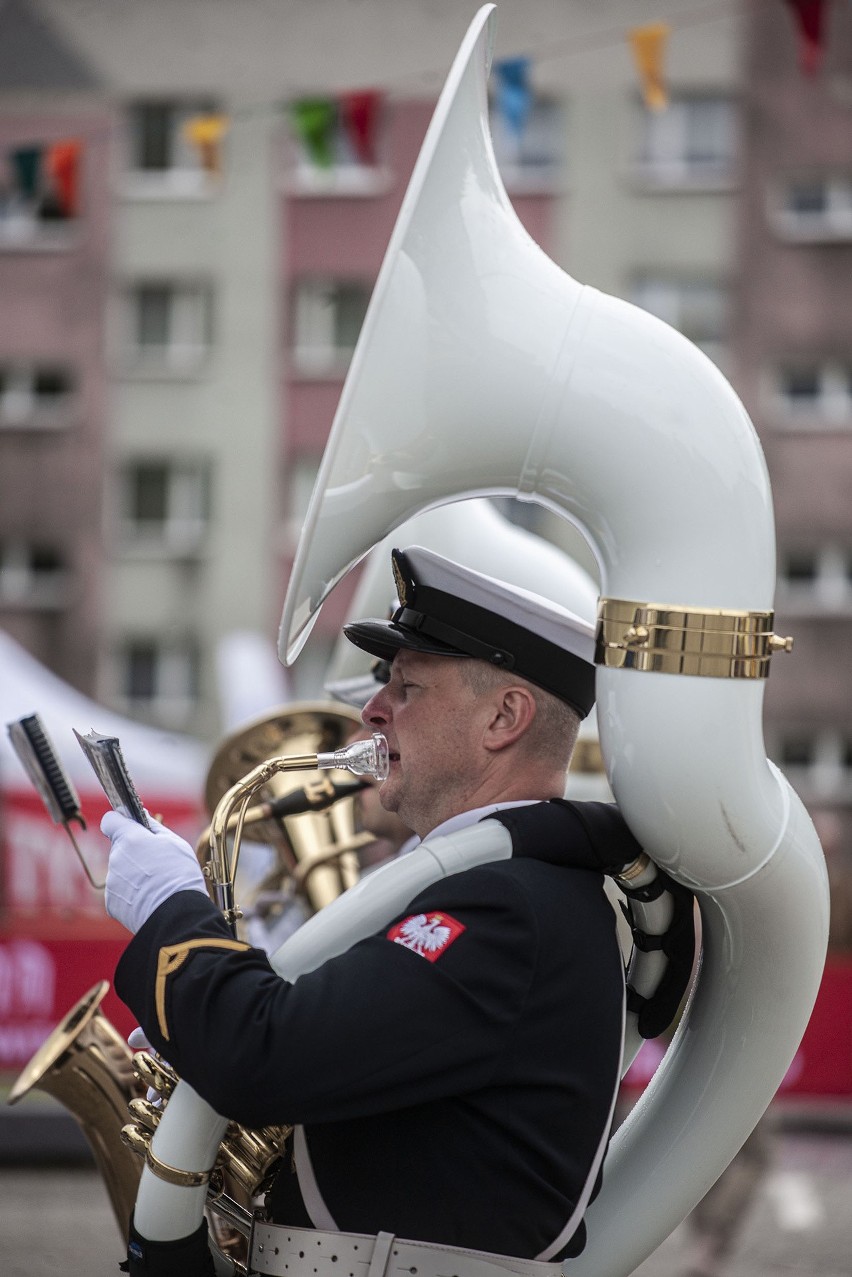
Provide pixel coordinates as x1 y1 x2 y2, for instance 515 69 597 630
339 90 383 166
784 0 828 76
46 140 82 217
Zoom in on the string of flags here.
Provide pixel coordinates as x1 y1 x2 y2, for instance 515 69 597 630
0 2 837 190
284 2 836 169
289 90 384 168
2 139 82 218
627 1 832 113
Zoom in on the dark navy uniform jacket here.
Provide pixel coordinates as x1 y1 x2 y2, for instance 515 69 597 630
115 801 638 1260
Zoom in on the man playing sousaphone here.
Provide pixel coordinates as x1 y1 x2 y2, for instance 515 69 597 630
100 546 687 1277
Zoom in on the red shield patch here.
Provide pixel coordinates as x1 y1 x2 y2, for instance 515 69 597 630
387 911 465 962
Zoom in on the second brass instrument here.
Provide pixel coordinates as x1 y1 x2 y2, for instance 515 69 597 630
197 703 381 928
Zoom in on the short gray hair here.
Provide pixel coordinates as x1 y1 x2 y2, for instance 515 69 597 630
457 659 581 767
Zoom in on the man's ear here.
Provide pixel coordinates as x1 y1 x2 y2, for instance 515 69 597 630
483 685 536 752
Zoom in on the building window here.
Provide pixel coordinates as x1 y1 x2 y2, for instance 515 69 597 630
119 459 211 555
490 95 564 192
0 365 76 428
124 281 213 374
773 362 852 428
0 540 69 607
631 276 729 367
116 636 200 725
772 174 852 242
290 279 371 376
126 100 222 197
635 95 737 188
777 545 852 612
772 729 852 802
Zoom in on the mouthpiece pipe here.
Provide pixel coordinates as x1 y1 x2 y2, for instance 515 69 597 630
197 774 371 851
207 735 389 929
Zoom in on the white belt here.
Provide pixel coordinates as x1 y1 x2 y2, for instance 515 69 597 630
248 1223 565 1277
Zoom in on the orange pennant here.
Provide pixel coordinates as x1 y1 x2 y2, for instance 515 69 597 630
629 22 671 112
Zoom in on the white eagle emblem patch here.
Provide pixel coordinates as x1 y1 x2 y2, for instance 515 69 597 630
387 912 465 962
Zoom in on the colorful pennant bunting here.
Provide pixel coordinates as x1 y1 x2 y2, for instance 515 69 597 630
183 114 229 174
494 56 533 139
11 146 42 200
783 0 828 76
46 140 82 217
339 90 383 167
290 98 337 169
629 22 671 112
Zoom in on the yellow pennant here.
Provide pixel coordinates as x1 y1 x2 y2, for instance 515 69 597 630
183 113 230 174
629 22 671 112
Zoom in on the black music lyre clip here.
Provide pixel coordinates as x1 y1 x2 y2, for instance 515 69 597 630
6 713 104 889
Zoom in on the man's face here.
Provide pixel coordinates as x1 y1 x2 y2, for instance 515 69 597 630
361 649 492 838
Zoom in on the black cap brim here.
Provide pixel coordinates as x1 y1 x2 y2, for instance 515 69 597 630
343 618 465 664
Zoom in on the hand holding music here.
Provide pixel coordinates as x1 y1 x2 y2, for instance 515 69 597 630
102 810 208 934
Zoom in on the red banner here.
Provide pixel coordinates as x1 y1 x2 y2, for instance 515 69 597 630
0 935 137 1072
0 786 205 1073
2 788 202 927
622 956 852 1101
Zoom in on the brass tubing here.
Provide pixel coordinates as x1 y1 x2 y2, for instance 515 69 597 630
208 752 326 930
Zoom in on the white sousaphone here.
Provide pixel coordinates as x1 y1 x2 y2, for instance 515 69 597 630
133 8 829 1275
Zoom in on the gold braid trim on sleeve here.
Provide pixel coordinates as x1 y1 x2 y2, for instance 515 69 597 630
155 938 250 1041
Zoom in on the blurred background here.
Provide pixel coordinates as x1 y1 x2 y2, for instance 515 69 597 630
0 0 850 1273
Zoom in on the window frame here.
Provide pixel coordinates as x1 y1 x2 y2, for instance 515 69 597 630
118 457 212 556
632 92 739 191
113 634 201 726
0 537 71 608
0 364 77 429
289 277 372 377
124 98 223 200
770 361 852 431
122 278 214 376
770 173 852 243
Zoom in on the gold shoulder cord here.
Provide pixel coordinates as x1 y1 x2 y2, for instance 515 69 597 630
596 599 794 680
155 938 250 1041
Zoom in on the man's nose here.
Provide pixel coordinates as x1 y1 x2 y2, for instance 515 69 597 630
362 686 390 728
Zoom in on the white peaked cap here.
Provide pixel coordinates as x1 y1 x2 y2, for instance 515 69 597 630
344 546 597 718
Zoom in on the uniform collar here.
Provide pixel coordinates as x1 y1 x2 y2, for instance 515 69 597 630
422 800 540 844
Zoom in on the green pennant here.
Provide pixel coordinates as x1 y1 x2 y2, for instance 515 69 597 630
11 145 42 199
290 98 336 169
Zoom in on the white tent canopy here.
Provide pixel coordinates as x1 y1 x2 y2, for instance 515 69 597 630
0 629 208 799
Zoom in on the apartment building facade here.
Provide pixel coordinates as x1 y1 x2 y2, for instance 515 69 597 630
736 1 852 865
0 0 112 693
22 0 735 738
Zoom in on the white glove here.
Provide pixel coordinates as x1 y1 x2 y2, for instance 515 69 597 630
102 810 209 934
128 1027 168 1106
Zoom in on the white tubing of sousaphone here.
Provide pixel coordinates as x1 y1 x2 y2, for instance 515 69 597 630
274 4 828 1274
